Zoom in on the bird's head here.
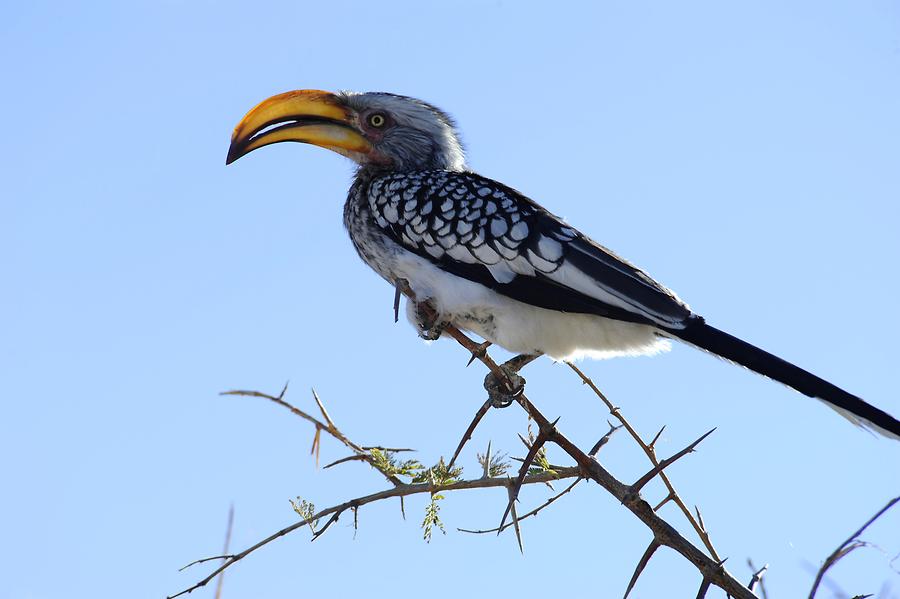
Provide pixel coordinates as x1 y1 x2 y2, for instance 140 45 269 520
226 90 465 173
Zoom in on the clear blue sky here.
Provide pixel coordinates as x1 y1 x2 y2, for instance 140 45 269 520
3 2 899 598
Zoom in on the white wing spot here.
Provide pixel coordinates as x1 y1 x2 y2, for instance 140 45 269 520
527 249 558 273
446 244 476 264
510 221 529 241
472 243 501 264
437 232 456 248
537 236 563 261
508 255 536 277
487 263 517 284
490 218 508 237
494 242 518 260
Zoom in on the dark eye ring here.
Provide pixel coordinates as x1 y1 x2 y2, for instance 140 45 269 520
368 113 387 128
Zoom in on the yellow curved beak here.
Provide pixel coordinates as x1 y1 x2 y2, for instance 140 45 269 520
226 90 372 165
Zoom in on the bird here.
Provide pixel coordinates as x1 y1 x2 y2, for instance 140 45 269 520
226 89 900 440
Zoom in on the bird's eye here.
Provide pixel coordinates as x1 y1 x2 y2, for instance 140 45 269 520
367 113 387 128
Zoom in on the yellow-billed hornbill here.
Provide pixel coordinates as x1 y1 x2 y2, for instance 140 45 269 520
227 89 899 439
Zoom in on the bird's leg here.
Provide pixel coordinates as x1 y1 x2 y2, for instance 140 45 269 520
503 353 542 373
484 353 543 408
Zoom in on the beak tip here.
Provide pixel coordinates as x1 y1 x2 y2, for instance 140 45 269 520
225 144 240 165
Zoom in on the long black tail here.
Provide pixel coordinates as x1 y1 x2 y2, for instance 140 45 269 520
669 318 900 439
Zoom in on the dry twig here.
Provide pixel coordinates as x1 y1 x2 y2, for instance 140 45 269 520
458 477 583 535
213 505 234 599
221 385 405 487
808 495 900 599
747 559 768 599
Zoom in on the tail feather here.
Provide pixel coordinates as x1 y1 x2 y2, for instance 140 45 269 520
669 318 900 440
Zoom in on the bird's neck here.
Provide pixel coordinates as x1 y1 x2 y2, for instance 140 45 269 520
355 160 466 184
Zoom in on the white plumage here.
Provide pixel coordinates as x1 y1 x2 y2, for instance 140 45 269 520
394 239 671 361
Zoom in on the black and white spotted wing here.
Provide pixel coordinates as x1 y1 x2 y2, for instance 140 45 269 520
367 170 692 328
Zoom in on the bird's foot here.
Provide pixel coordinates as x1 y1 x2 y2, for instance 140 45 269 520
484 367 525 408
411 298 449 341
483 353 542 408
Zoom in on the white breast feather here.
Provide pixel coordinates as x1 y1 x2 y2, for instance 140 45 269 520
393 247 670 361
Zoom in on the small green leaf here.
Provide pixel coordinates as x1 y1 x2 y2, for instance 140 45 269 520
411 457 463 485
369 448 424 479
289 497 318 532
422 494 446 542
477 449 511 478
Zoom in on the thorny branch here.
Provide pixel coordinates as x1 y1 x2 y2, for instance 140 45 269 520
499 416 557 535
399 286 755 598
170 466 580 598
457 477 584 535
624 540 661 598
447 397 493 470
221 384 406 488
173 282 896 598
172 286 748 597
568 362 723 561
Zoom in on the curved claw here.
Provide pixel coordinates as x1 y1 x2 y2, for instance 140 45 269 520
419 322 447 341
409 298 448 340
483 367 525 408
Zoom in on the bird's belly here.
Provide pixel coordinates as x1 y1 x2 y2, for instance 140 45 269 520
389 244 670 361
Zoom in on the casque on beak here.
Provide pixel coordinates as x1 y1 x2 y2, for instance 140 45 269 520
226 90 373 165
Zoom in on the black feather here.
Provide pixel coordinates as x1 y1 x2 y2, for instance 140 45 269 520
670 318 900 438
